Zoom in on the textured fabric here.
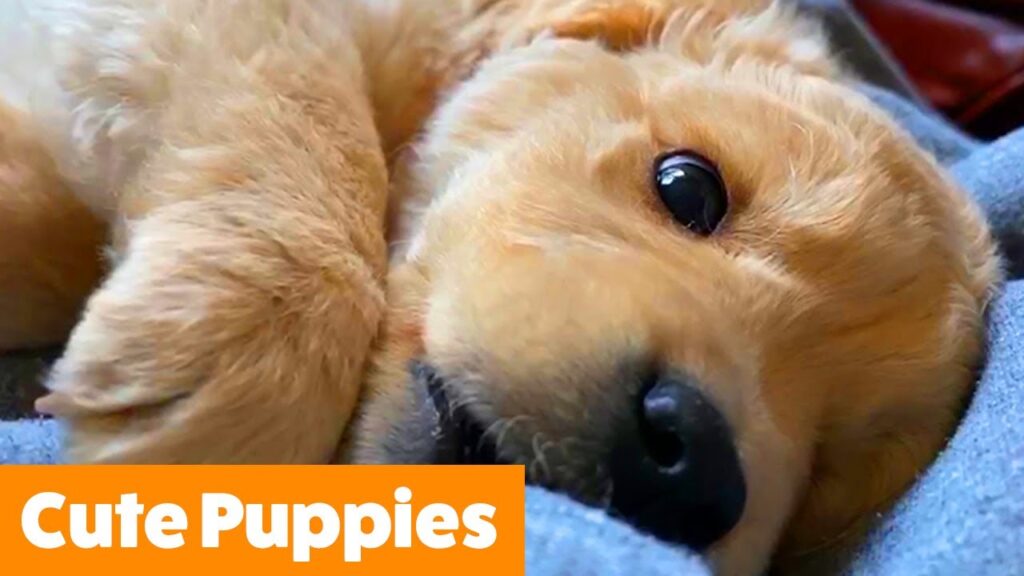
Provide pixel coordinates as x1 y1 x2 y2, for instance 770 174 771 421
952 128 1024 279
0 419 62 465
861 84 980 164
525 488 711 576
846 281 1024 576
1 95 1022 576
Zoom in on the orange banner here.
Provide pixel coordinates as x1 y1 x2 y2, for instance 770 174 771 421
0 465 525 575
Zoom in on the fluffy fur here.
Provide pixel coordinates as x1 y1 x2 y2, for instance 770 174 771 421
0 0 1001 574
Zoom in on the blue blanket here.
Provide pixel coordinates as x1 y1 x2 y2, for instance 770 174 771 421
3 90 1023 575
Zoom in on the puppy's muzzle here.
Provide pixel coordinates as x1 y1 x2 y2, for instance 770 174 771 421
415 362 746 550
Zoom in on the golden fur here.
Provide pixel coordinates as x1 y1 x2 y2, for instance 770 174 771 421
0 0 1001 574
0 102 105 349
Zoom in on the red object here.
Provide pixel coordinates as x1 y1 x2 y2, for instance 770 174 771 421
853 0 1024 138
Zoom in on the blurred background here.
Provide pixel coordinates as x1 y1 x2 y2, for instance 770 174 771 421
817 0 1024 139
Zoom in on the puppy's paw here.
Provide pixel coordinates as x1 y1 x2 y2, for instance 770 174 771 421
37 213 384 463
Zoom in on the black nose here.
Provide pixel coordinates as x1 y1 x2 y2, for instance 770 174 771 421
610 374 746 550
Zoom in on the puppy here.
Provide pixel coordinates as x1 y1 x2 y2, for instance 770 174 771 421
0 0 1001 574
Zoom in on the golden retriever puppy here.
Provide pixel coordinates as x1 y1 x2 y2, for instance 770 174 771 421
0 0 1001 574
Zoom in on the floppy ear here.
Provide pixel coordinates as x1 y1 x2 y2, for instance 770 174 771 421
543 0 838 78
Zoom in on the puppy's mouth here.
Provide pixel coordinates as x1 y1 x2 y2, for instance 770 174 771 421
412 361 505 465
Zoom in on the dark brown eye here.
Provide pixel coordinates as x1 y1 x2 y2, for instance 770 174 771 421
653 152 728 236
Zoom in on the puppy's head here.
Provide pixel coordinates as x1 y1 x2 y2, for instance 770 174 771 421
348 2 1000 574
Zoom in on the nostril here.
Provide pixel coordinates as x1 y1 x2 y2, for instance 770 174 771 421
641 423 687 472
611 373 747 550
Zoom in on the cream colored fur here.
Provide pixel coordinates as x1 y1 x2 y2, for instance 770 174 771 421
0 1 1001 574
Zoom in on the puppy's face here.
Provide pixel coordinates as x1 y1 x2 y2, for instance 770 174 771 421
348 5 999 575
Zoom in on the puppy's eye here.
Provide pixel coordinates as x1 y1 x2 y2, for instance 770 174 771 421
653 152 728 235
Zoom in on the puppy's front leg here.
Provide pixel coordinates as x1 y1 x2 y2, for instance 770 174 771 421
37 40 388 463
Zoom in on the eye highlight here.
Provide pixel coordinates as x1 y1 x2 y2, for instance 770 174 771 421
653 152 728 236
